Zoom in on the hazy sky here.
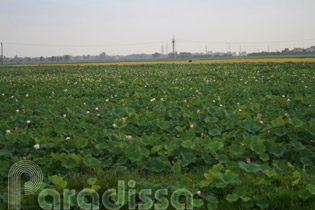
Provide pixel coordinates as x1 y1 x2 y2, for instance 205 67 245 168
1 0 315 57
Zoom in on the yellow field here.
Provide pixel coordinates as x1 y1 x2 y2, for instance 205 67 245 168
9 57 315 67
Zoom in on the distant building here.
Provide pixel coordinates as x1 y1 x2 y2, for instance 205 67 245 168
291 48 304 53
207 51 213 56
282 48 290 53
239 51 247 56
306 46 315 52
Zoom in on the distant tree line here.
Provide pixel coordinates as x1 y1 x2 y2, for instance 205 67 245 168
2 48 315 64
248 51 315 56
152 52 234 59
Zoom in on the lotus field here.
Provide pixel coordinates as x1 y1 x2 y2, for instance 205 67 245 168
0 62 314 209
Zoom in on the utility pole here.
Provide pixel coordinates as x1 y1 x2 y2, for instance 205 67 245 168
166 43 168 54
161 45 164 55
1 42 3 66
172 36 175 60
205 45 208 54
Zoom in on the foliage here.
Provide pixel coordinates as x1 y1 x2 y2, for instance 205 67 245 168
0 62 314 209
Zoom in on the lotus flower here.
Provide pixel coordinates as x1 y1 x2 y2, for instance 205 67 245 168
33 144 40 150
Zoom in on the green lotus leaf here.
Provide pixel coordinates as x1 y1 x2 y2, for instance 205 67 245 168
87 177 97 185
226 194 239 203
289 118 303 128
125 144 142 162
229 144 245 157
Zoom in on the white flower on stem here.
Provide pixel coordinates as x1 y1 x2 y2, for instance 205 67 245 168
33 144 40 150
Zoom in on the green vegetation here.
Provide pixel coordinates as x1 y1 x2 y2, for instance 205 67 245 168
0 62 314 209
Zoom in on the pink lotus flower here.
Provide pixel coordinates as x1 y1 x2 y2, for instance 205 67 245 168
267 130 271 133
126 135 132 140
197 190 201 195
6 129 10 134
183 99 187 103
246 158 251 163
285 113 290 117
33 144 40 150
190 124 194 128
26 120 31 124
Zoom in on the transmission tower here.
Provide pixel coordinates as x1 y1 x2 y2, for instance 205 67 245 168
1 43 3 65
172 36 175 60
